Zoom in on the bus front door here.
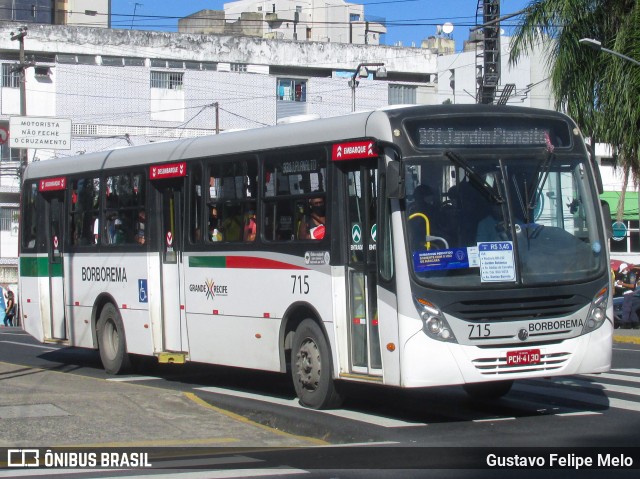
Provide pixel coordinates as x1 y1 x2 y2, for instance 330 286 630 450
158 182 188 356
345 165 382 376
45 193 67 340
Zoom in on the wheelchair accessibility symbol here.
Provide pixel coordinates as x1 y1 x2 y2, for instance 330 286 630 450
138 279 148 303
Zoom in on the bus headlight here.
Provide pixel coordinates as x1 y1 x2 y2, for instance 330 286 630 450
582 285 609 334
414 296 457 343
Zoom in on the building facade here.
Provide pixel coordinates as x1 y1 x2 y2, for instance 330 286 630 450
179 0 386 45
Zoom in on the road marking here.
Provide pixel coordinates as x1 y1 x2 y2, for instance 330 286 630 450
472 417 515 423
585 372 640 384
515 383 640 412
0 340 58 350
106 376 161 382
195 386 425 428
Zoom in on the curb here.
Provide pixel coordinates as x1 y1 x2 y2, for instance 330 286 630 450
613 335 640 345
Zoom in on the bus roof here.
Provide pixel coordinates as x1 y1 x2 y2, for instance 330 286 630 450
23 104 574 181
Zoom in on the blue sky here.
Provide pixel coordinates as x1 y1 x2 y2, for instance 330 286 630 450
110 0 530 52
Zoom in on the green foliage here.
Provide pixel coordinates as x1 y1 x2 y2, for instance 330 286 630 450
509 0 640 179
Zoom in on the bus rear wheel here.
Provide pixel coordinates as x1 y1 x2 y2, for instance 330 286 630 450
463 380 513 400
97 303 131 375
291 319 343 410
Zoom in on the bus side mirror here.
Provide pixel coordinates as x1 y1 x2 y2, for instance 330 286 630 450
386 161 405 199
601 200 613 238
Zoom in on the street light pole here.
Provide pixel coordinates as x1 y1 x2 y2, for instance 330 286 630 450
579 38 640 67
349 62 385 112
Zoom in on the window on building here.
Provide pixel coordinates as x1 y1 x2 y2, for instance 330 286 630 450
350 13 361 22
101 56 124 67
124 58 145 67
77 55 96 65
231 63 248 72
150 71 184 90
0 207 18 232
389 84 417 104
1 64 20 88
277 78 307 102
1 143 19 162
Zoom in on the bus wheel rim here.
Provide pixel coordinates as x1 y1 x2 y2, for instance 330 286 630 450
297 338 320 392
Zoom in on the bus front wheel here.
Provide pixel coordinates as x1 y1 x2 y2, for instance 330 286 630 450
463 380 513 400
97 303 131 375
291 319 343 410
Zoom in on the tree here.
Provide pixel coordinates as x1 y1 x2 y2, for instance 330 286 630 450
509 0 640 182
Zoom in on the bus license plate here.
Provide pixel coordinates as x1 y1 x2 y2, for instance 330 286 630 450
506 349 541 366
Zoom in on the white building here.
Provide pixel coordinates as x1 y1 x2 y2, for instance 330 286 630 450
179 0 386 45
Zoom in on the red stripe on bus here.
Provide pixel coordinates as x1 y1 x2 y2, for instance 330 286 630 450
225 256 307 270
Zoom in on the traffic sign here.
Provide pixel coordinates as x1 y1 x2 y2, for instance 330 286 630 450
612 221 627 241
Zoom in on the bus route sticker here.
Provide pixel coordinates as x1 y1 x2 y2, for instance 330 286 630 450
478 241 516 282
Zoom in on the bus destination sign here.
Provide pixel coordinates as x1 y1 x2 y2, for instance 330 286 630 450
332 141 377 161
39 177 67 192
150 162 187 180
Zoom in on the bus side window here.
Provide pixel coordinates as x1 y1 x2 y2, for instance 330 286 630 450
70 177 100 247
206 158 258 244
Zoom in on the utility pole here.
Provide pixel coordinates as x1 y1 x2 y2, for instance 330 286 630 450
10 26 33 181
214 102 219 134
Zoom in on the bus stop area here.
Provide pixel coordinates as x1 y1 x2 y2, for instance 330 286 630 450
0 358 324 448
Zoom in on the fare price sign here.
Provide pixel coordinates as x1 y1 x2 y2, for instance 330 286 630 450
478 241 516 282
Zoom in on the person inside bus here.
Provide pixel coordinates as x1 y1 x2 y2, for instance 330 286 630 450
298 197 326 240
209 207 222 241
112 217 126 244
220 205 243 241
243 209 257 242
135 209 146 245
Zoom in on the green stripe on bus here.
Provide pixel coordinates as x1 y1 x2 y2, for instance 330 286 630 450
20 257 63 277
189 256 227 268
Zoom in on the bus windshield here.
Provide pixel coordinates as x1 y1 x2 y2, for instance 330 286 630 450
404 151 605 288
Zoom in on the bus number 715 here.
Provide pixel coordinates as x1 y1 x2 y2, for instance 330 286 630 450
291 275 309 294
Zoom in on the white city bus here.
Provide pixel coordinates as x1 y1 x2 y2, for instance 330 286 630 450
19 105 613 409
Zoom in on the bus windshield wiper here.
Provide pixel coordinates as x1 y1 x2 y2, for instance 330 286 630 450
445 151 503 204
526 150 555 217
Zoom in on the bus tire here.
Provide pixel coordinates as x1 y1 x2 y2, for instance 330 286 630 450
97 303 131 375
291 319 343 410
463 380 513 400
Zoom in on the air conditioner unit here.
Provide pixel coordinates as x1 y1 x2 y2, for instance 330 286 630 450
34 66 52 78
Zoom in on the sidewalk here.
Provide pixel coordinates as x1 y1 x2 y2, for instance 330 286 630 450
0 361 326 448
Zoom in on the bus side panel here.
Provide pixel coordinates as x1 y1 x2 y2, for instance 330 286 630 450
183 252 333 372
376 286 401 386
19 256 45 342
187 314 281 370
68 254 153 355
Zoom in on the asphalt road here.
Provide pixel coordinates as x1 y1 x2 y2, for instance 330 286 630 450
1 327 639 478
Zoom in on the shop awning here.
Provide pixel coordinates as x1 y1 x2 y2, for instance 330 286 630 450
600 191 639 220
